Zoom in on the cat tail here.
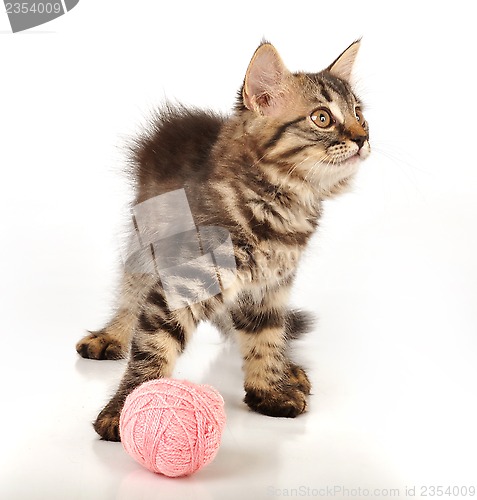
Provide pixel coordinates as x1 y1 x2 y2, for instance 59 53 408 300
285 310 315 340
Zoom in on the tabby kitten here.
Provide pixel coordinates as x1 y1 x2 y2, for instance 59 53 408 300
77 40 370 441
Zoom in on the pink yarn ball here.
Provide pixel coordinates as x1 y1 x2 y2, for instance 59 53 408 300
119 379 226 477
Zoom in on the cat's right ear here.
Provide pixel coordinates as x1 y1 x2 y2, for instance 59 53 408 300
242 43 290 116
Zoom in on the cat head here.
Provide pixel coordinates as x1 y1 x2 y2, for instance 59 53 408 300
238 40 370 193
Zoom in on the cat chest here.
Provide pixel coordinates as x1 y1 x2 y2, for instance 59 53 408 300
249 242 302 284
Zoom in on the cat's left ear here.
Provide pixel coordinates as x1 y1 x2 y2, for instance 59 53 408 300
243 42 290 116
327 39 361 81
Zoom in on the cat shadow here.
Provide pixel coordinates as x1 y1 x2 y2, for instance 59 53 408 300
74 355 127 380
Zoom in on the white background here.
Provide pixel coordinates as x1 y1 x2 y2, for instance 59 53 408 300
1 1 476 499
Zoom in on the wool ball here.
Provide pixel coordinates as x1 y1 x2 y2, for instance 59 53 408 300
119 378 226 477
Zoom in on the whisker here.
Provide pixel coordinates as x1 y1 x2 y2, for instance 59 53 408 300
371 144 430 175
305 155 332 193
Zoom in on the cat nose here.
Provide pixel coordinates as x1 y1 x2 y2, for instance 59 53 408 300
352 134 367 150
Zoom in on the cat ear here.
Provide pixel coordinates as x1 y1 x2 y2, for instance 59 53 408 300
327 40 361 81
243 43 290 116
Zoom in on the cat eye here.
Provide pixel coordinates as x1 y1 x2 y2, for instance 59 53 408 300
310 108 333 129
355 108 366 126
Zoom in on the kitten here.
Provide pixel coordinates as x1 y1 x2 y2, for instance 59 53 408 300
76 40 370 441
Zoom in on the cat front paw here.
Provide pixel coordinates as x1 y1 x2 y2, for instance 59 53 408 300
244 385 308 418
94 407 121 441
287 363 312 395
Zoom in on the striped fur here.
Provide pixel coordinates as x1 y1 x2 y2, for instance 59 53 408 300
76 40 370 440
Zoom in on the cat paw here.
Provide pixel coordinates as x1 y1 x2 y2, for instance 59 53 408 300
93 407 121 441
244 385 308 418
287 363 312 395
76 331 125 360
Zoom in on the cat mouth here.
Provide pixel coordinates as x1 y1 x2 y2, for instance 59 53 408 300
336 145 370 165
333 152 361 166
